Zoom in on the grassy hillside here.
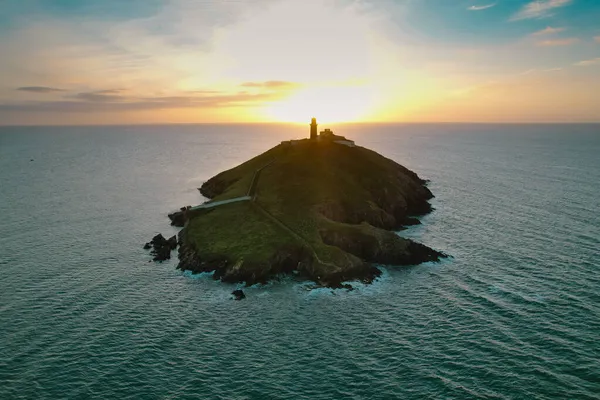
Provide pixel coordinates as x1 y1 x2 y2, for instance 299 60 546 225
179 137 443 287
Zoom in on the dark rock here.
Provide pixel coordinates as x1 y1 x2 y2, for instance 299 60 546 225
400 216 421 226
319 226 445 268
328 282 355 290
167 235 177 250
147 233 176 262
232 289 246 300
152 246 171 262
168 210 186 227
151 234 168 247
143 242 152 250
406 241 447 263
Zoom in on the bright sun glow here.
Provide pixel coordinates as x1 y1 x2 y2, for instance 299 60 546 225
263 86 376 123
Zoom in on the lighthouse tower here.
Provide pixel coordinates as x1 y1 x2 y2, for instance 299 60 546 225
310 118 318 139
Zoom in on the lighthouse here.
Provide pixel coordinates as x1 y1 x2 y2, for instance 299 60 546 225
310 117 318 140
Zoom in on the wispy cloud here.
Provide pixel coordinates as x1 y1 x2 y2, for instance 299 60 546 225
518 67 563 75
0 89 290 113
72 90 126 103
532 26 565 35
93 89 125 95
453 64 566 97
536 37 579 46
574 58 600 67
239 81 299 89
467 3 496 11
519 69 538 75
511 0 572 21
17 86 64 93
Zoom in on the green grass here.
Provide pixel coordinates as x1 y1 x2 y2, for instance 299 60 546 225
202 145 284 201
184 137 436 282
185 201 305 265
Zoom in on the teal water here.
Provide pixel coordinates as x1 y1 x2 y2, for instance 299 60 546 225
1 124 599 399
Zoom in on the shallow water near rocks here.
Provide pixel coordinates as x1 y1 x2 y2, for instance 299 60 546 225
1 123 599 399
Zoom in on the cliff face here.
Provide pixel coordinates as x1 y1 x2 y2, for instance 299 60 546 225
176 137 445 287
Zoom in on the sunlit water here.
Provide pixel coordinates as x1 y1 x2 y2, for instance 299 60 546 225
1 124 599 399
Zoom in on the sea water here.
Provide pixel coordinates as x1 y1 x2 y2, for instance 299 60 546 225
1 123 599 399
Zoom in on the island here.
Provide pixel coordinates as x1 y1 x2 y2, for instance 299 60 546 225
168 119 445 288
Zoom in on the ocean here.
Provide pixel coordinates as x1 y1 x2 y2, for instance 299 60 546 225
1 123 599 399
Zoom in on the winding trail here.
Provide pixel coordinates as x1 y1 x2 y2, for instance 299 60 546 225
190 159 275 210
248 159 276 199
249 155 338 270
252 201 338 270
192 148 336 270
189 196 251 210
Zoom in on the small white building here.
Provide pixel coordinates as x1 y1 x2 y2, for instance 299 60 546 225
280 139 305 146
334 140 356 147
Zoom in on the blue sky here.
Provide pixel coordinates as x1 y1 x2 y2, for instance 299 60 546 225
397 0 600 43
1 0 599 124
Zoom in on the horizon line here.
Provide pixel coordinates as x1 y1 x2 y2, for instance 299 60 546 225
2 121 600 128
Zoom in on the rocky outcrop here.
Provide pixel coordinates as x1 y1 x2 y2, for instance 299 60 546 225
144 233 178 262
168 206 192 227
231 289 245 300
200 177 240 199
319 225 444 266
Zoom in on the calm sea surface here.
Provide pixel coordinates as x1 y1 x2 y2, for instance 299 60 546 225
1 124 599 399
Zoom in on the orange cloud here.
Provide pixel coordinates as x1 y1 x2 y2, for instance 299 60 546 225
239 81 300 90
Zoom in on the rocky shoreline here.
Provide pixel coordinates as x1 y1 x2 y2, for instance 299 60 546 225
171 216 443 289
149 134 447 290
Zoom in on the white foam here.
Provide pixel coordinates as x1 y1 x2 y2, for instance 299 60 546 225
181 270 215 280
289 266 396 300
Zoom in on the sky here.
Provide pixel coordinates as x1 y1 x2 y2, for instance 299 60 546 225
1 0 600 125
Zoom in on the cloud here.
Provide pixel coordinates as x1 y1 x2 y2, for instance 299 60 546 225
185 90 222 94
517 67 561 75
519 69 538 75
93 89 124 95
240 81 300 89
532 26 565 35
510 0 572 21
72 91 126 102
454 65 565 96
16 86 64 93
467 3 496 11
536 38 579 46
0 0 274 100
574 58 600 67
0 90 288 113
